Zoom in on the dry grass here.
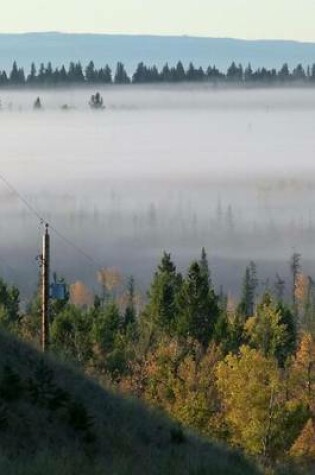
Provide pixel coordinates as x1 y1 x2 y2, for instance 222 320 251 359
0 330 259 475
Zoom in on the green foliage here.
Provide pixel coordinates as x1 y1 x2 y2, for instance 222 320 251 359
2 58 315 89
216 346 286 458
0 279 20 330
176 261 219 347
123 276 136 328
238 261 258 318
143 252 181 334
0 330 260 475
0 403 8 430
170 424 186 444
245 294 290 365
1 248 315 472
92 302 121 352
51 305 93 364
0 365 23 401
114 62 130 84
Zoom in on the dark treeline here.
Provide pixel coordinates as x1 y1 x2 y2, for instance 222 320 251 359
1 60 315 86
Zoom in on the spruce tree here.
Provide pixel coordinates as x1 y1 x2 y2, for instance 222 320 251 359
114 62 130 84
177 261 219 347
144 252 181 333
238 261 258 318
124 276 136 327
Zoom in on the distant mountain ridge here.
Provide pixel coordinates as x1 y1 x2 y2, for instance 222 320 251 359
1 32 315 73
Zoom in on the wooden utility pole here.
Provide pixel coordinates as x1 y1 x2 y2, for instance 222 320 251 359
41 223 50 352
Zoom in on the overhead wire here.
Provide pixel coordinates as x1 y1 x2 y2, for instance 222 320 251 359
0 172 44 224
0 172 101 271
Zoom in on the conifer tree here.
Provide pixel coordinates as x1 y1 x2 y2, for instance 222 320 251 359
200 247 212 288
124 276 136 327
238 261 258 318
177 261 219 347
143 252 181 333
85 61 96 83
27 62 37 84
114 62 130 84
290 252 301 316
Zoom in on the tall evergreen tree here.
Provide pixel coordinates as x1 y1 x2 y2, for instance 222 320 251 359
114 62 130 84
27 62 37 84
278 63 290 82
290 252 301 316
177 261 219 347
238 261 258 318
200 247 212 288
143 252 181 333
132 62 147 83
124 276 136 327
9 61 25 85
175 61 185 81
85 61 96 83
99 65 112 83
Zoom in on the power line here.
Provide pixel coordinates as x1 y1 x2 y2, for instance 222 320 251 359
0 172 44 224
0 172 101 271
49 224 100 268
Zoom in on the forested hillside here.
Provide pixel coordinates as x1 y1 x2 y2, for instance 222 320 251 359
1 249 315 473
0 330 259 475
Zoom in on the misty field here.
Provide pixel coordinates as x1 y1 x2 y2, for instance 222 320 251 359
1 85 315 297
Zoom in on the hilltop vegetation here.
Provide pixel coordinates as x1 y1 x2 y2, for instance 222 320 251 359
2 250 315 473
0 330 258 475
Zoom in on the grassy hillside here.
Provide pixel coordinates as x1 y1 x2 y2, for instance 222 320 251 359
0 331 259 475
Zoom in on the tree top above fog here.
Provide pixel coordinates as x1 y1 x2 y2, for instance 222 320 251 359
0 60 315 87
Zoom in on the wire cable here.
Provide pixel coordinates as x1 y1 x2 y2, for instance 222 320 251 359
49 224 100 268
0 172 101 271
0 172 44 224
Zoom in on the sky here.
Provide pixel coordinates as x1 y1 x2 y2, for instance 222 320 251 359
0 0 314 42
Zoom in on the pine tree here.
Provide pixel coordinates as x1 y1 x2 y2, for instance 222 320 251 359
9 61 24 85
98 65 112 83
27 62 37 85
290 252 301 316
143 252 181 333
175 61 185 81
85 61 96 83
177 261 219 347
200 247 212 288
124 276 136 327
278 63 290 82
89 92 105 109
114 62 130 84
238 261 258 318
244 63 253 82
132 62 147 83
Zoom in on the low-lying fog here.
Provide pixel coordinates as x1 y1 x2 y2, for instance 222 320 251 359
1 85 315 300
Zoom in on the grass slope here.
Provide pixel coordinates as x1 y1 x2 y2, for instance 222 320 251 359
0 331 259 475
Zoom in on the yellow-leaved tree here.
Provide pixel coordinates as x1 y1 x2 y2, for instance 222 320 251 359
216 345 285 459
289 332 315 409
122 337 225 438
290 418 315 462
